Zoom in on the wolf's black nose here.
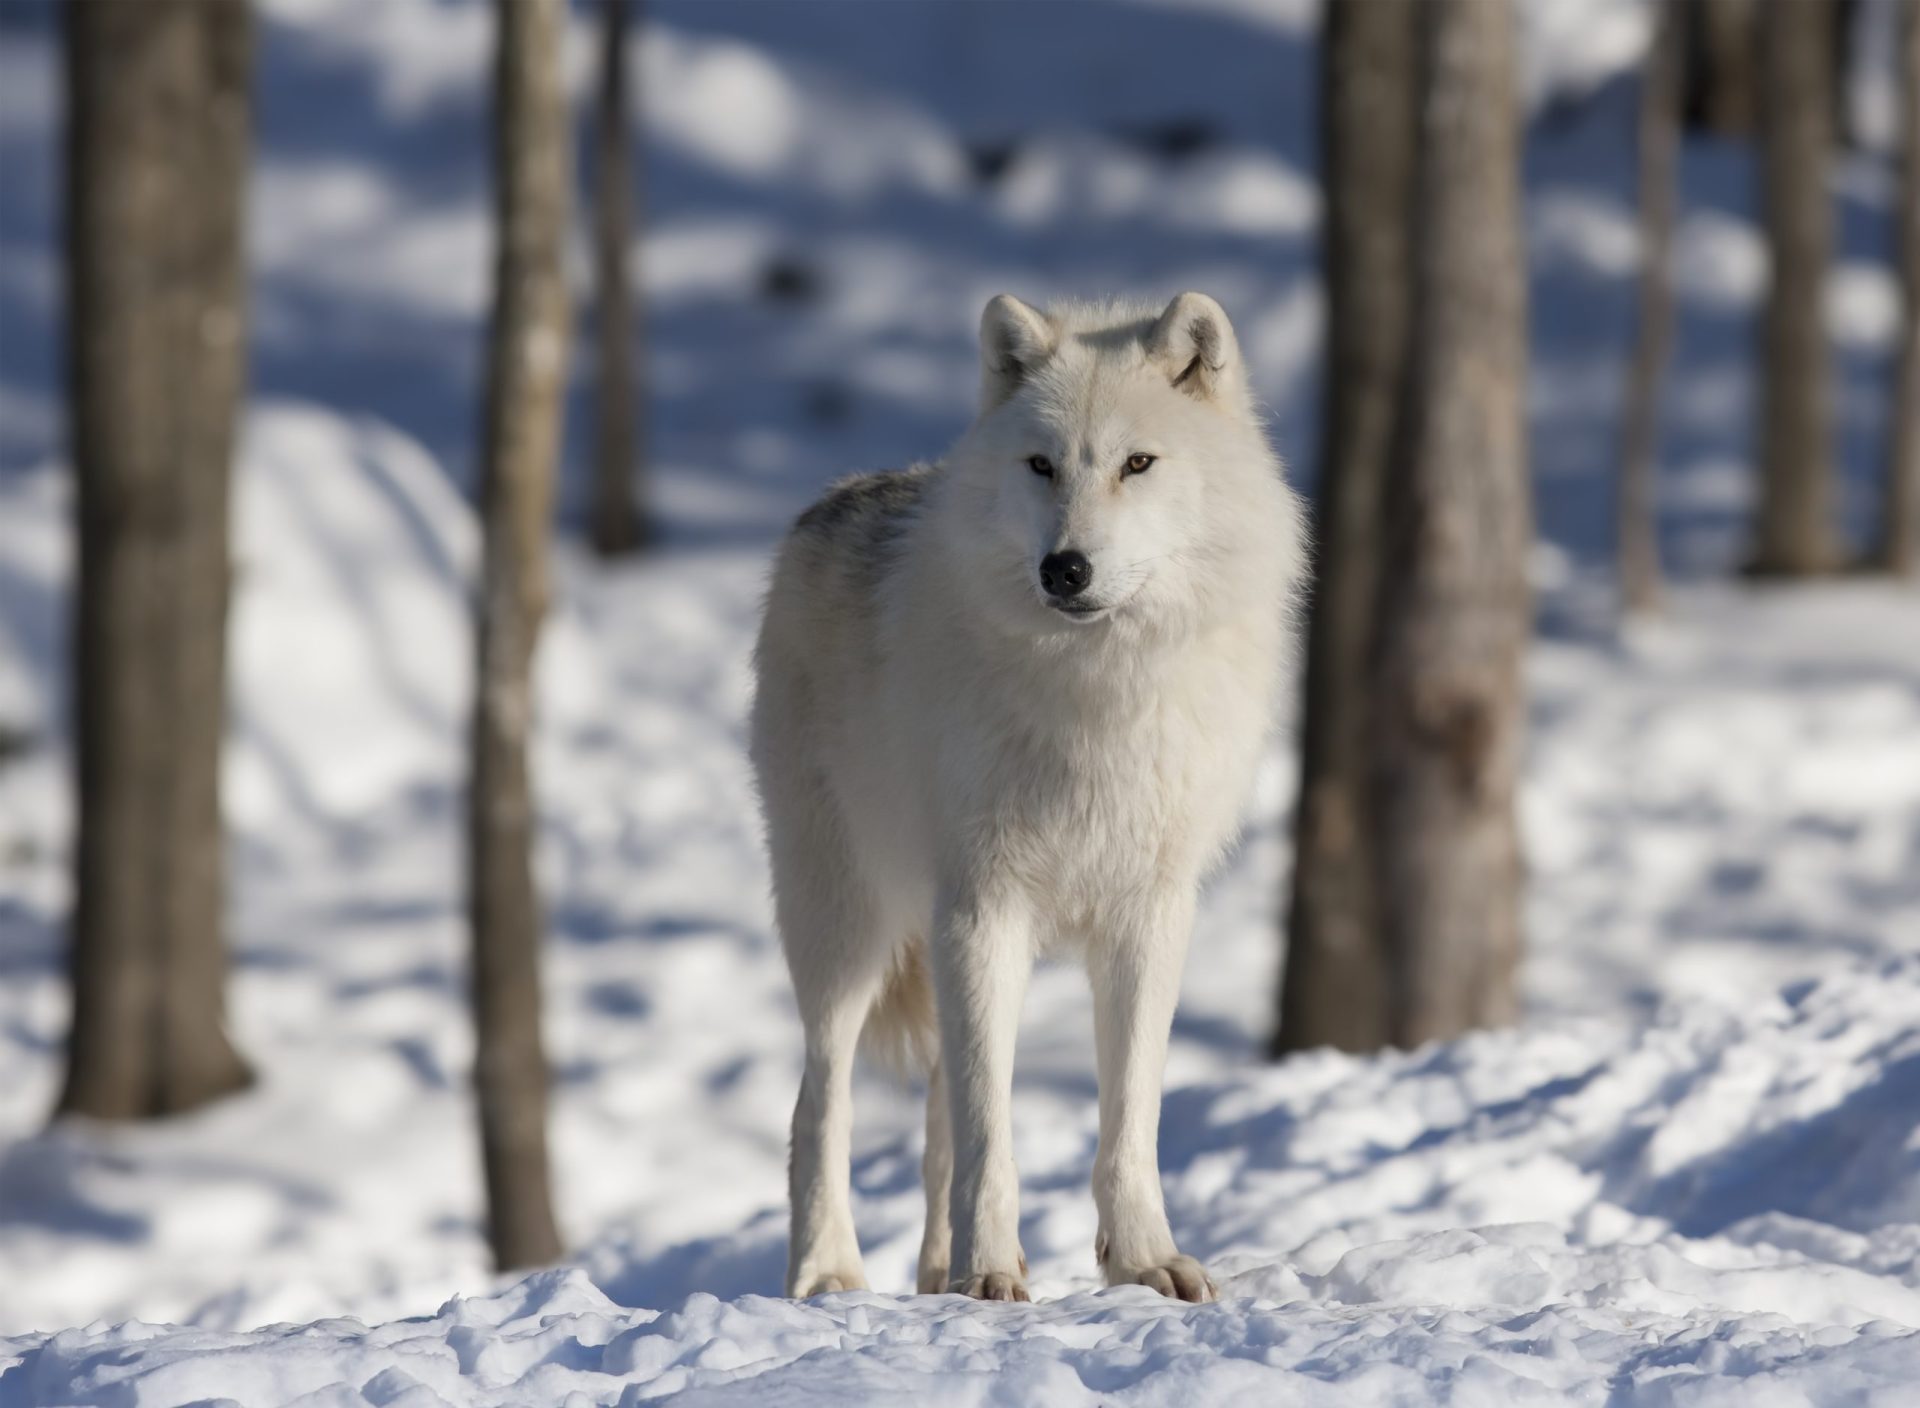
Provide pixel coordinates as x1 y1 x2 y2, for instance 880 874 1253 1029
1039 550 1092 598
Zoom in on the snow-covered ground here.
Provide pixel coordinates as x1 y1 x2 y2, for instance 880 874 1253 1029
1 0 1917 1403
6 937 1920 1402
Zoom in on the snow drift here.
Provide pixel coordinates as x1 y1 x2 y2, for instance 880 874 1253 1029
3 960 1918 1404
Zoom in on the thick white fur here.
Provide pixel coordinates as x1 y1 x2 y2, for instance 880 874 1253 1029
750 293 1308 1303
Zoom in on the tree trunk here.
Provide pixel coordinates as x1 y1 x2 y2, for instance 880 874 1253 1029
589 0 647 557
1618 0 1684 617
1750 0 1838 576
59 0 253 1121
1369 0 1530 1049
1272 0 1415 1058
1686 0 1756 136
470 0 569 1272
1879 0 1920 575
1832 0 1859 149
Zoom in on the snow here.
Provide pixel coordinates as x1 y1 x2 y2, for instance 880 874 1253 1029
8 1272 1918 1408
1 0 1918 1403
4 961 1918 1403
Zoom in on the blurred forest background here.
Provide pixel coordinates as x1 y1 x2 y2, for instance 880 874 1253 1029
0 0 1916 1340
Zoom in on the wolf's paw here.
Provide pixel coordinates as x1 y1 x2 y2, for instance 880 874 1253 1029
1107 1254 1216 1303
791 1267 868 1297
950 1270 1030 1302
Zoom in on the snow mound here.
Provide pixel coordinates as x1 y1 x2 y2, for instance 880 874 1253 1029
6 1268 1917 1407
4 962 1916 1405
229 401 608 837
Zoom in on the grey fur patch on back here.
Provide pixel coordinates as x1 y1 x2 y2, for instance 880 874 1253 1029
790 466 934 601
795 467 928 535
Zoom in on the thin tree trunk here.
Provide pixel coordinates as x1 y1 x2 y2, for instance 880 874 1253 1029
1833 0 1859 148
59 0 253 1121
1618 0 1684 616
1879 0 1920 575
1273 0 1415 1058
1369 0 1530 1049
471 0 569 1272
1750 0 1838 576
1688 0 1757 135
590 0 646 556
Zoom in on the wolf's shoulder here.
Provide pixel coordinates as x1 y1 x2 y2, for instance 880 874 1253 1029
765 466 935 646
792 464 935 540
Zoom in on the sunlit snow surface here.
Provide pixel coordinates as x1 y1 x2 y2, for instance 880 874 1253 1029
4 958 1919 1402
1 0 1918 1403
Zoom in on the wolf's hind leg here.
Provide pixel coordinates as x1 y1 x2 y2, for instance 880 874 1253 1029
762 714 893 1298
773 809 892 1298
787 967 876 1297
916 1057 952 1293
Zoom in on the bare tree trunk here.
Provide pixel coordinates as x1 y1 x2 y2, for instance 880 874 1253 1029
470 0 569 1272
1369 0 1530 1049
589 0 647 556
1751 0 1838 576
1687 0 1757 135
1618 0 1684 617
1272 0 1415 1058
1832 0 1859 148
59 0 253 1121
1879 0 1920 575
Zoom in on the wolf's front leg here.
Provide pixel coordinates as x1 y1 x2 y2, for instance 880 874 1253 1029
931 887 1034 1301
1089 887 1216 1303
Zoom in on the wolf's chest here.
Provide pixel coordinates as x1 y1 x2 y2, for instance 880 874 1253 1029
923 626 1276 888
984 695 1247 869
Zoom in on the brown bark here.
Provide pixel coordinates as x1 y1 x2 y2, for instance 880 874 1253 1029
1750 0 1839 576
1684 0 1848 141
59 0 253 1121
1879 0 1920 575
1273 0 1415 1057
470 0 569 1272
1369 0 1531 1048
590 0 647 556
1618 0 1684 617
1688 0 1757 135
1833 0 1859 148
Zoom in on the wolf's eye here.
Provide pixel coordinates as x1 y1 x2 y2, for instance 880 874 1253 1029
1027 456 1054 478
1124 453 1156 477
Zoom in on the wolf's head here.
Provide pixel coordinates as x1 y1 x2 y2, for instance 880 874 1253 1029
937 293 1304 644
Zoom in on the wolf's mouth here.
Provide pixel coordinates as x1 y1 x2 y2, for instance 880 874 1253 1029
1049 599 1111 621
1044 574 1152 622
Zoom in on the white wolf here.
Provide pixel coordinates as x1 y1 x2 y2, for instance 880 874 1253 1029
750 292 1307 1303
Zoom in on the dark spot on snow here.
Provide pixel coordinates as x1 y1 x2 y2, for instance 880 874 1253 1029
390 1035 452 1089
552 1056 606 1087
585 981 651 1019
967 138 1019 185
804 381 854 427
760 255 822 305
707 1055 754 1093
1708 859 1765 896
1114 116 1219 160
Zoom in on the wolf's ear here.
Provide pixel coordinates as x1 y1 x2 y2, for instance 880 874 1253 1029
979 294 1056 408
1147 292 1241 402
